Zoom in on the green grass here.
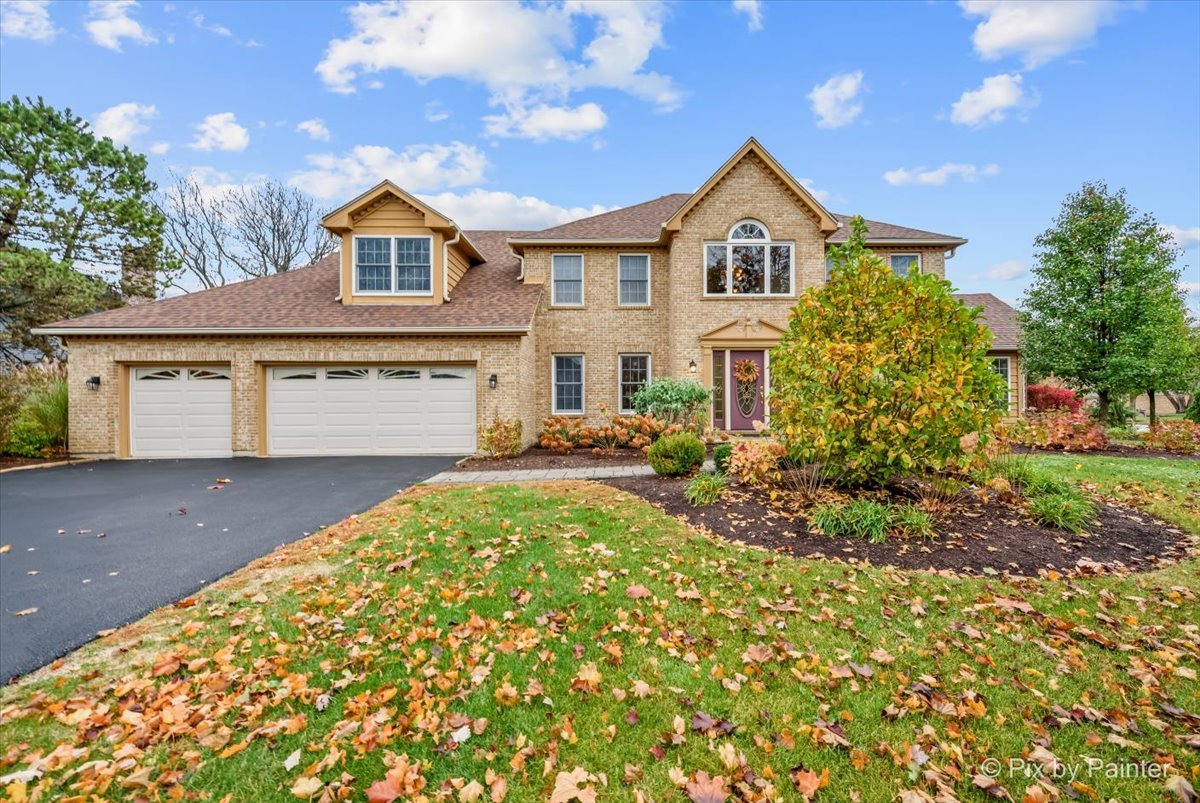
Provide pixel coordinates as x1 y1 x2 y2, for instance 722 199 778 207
1028 453 1200 534
0 474 1197 802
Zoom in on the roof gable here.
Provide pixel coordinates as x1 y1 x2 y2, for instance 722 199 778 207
664 138 839 235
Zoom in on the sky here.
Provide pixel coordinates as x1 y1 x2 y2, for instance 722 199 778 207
1 0 1198 312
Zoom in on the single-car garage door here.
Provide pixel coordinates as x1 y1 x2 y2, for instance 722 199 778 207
130 367 233 457
267 365 476 455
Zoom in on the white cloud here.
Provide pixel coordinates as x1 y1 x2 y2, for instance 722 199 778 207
960 0 1130 69
797 177 832 206
417 188 615 230
807 70 864 129
1162 224 1200 249
289 142 489 201
980 260 1028 281
483 102 607 141
425 101 450 123
85 0 156 51
950 73 1035 127
295 118 331 142
190 112 250 152
91 101 156 145
732 0 762 31
883 163 1000 187
1177 281 1199 294
148 140 170 155
1 0 58 41
186 9 230 37
176 166 266 204
315 1 680 138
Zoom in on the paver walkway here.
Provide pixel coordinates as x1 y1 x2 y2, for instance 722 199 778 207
425 463 656 483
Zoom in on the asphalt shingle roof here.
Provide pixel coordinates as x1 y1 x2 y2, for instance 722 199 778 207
954 293 1021 350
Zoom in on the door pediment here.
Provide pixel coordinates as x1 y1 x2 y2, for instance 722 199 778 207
700 318 786 347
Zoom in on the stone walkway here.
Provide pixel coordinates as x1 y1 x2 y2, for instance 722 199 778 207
425 463 656 484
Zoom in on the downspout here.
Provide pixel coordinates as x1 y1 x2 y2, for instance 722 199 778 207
443 226 461 302
511 246 526 281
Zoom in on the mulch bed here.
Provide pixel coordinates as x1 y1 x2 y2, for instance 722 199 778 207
454 447 647 471
1015 444 1200 461
603 475 1193 577
0 454 65 471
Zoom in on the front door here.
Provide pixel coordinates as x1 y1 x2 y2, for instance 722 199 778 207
728 349 766 431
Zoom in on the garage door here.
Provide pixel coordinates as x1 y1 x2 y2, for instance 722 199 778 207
130 367 233 457
267 365 476 455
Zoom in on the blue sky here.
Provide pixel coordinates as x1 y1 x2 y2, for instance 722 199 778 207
2 0 1198 311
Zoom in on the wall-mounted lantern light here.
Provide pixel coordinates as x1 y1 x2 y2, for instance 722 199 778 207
488 373 498 390
688 360 697 374
85 375 102 391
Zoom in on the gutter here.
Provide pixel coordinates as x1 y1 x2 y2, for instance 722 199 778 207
443 226 462 301
32 325 531 336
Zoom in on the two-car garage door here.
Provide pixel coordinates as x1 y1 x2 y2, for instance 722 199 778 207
129 364 476 457
267 365 476 455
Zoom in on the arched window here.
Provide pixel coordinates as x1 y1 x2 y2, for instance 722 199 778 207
705 220 792 296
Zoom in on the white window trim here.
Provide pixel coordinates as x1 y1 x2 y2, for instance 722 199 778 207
889 252 922 276
617 253 652 307
352 234 435 297
728 218 771 241
552 353 586 415
617 353 652 413
991 356 1014 412
551 253 585 307
702 240 795 298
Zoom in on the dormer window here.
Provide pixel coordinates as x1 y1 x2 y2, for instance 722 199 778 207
705 219 793 296
354 235 433 295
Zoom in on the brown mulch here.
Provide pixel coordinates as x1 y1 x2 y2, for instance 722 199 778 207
603 475 1193 577
1014 444 1200 461
0 455 61 470
454 447 648 471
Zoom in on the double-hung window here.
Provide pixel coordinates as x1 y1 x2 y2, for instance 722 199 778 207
552 254 584 306
354 236 433 295
618 254 650 306
553 355 584 414
704 219 793 296
618 354 650 412
990 356 1012 411
889 253 921 277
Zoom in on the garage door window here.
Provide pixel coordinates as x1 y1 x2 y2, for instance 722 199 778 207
327 368 369 380
273 368 316 380
137 368 180 380
379 368 420 380
189 368 230 380
432 369 469 379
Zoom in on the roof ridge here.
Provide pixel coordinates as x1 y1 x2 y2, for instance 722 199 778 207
527 193 690 236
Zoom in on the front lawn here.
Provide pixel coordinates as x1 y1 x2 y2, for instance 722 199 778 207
1 476 1197 801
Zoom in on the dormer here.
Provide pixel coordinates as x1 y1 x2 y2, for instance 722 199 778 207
321 181 484 305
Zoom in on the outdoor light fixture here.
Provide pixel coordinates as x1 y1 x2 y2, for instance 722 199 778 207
488 373 498 389
85 376 101 391
688 360 697 374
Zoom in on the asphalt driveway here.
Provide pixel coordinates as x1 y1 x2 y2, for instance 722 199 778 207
0 456 458 681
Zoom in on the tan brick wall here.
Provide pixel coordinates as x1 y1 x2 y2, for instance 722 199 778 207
64 334 533 458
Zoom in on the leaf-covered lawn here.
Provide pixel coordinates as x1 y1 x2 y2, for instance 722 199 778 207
1 478 1198 802
1028 453 1200 535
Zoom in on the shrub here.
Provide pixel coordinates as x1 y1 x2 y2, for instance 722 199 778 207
478 416 523 459
810 499 935 543
1141 419 1200 455
22 379 68 447
631 378 711 426
539 416 585 454
712 443 733 474
1026 384 1084 413
1005 410 1107 451
1028 492 1095 533
647 432 705 477
1184 391 1200 423
0 363 63 448
727 439 785 487
0 372 24 448
4 417 53 457
684 471 726 506
769 217 1006 486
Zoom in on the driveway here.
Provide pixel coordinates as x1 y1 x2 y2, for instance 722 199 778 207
0 456 458 681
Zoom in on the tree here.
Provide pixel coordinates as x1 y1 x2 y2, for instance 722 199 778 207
0 96 161 362
161 172 336 292
769 217 1006 486
1020 181 1186 424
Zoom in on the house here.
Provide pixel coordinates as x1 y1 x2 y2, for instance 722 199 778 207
37 138 1022 459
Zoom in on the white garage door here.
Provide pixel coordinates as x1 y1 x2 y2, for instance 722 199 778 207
130 367 233 457
267 365 476 455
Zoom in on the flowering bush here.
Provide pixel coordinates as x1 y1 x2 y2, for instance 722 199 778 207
538 406 678 454
727 439 786 487
1026 384 1084 413
1005 410 1108 451
1141 419 1200 454
478 416 523 458
539 416 586 454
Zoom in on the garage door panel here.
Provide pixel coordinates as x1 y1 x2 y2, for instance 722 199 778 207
130 367 232 458
267 366 474 456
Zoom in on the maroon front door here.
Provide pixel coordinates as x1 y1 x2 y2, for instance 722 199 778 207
728 350 766 431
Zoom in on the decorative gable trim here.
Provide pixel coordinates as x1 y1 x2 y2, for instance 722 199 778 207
699 317 788 347
663 138 839 235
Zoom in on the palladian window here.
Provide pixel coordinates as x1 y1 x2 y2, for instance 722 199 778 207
704 219 793 296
